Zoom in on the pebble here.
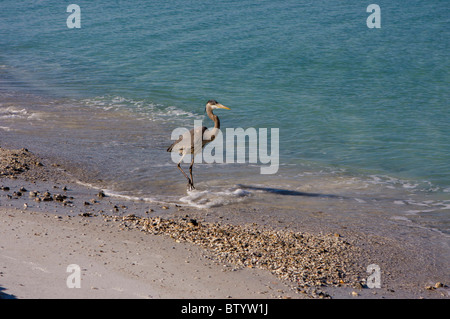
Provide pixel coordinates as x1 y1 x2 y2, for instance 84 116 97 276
426 282 445 290
79 212 93 217
435 282 444 288
53 194 66 202
187 219 198 227
42 195 53 202
115 214 361 298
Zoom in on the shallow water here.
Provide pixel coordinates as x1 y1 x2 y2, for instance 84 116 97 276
0 91 448 235
0 1 449 234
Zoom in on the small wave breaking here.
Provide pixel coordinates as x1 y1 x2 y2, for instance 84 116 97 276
179 187 251 209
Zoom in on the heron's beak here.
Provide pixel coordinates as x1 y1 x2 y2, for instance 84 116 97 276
217 103 230 110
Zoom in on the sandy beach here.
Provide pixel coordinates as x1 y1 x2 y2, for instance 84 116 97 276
2 0 449 304
0 146 449 299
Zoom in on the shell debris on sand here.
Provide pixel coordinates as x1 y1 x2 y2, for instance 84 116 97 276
0 147 67 183
109 214 363 298
0 147 41 178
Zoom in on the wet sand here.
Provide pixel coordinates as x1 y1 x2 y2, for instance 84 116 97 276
0 146 449 299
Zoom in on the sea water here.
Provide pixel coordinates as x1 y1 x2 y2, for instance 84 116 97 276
0 1 449 233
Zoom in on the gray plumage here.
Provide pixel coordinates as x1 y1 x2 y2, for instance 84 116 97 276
167 100 230 190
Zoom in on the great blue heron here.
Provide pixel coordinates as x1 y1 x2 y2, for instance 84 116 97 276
167 100 230 190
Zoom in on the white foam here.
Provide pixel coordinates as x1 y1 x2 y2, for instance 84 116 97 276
0 106 27 114
27 112 43 120
102 189 162 204
80 96 198 124
232 188 251 197
366 174 421 190
405 209 436 215
0 106 28 119
179 187 251 209
74 180 173 206
391 215 411 222
403 182 419 189
74 180 99 189
0 106 45 122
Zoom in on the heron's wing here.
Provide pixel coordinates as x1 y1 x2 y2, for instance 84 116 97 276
202 126 217 143
167 128 198 153
167 127 209 153
167 130 191 152
167 135 183 152
190 126 209 154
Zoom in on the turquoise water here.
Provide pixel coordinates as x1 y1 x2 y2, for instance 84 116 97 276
1 2 449 232
1 0 448 188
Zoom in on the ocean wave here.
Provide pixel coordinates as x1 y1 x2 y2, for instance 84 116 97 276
295 167 446 194
179 187 251 209
0 106 28 119
0 106 44 122
80 95 199 124
74 180 172 205
399 198 450 215
102 189 163 204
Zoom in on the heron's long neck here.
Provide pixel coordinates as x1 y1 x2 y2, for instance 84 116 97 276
206 107 220 132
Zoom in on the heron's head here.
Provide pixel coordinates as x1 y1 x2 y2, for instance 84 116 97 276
205 100 230 112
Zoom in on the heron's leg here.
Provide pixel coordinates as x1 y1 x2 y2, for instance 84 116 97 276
189 155 195 190
177 154 192 186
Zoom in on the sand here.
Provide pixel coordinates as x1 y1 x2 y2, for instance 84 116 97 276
0 147 449 299
0 207 304 299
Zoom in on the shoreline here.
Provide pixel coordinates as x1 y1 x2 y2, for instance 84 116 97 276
0 208 304 299
1 88 449 236
0 146 449 299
